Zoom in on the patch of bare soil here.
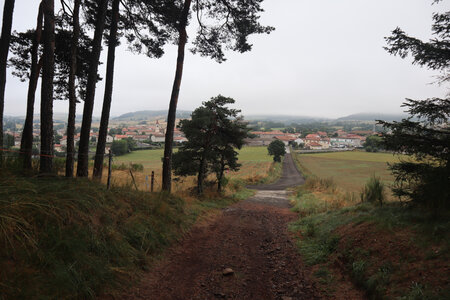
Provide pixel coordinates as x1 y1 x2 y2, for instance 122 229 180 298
334 222 449 298
117 196 321 300
108 154 365 299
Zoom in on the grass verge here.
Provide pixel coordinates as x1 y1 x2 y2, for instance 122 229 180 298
0 170 246 299
291 151 449 299
290 177 449 298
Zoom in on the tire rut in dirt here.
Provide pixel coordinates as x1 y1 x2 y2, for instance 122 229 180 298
121 202 320 300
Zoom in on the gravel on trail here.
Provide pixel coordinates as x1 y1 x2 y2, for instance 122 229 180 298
118 153 324 300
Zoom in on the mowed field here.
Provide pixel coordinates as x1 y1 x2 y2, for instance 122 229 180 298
111 147 273 192
296 151 406 194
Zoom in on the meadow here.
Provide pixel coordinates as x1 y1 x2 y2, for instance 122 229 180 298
110 146 275 193
294 151 407 194
290 150 449 299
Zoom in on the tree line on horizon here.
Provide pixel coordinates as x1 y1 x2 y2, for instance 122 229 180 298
0 0 273 192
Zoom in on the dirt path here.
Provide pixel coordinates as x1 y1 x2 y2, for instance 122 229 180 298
120 154 321 299
248 150 305 191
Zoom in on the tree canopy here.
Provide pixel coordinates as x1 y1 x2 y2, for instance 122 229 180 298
381 3 450 210
267 140 286 162
172 95 249 194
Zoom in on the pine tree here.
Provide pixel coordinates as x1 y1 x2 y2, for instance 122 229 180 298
0 0 15 165
172 95 249 194
65 0 81 177
381 2 450 210
76 0 109 177
39 0 55 173
162 0 274 192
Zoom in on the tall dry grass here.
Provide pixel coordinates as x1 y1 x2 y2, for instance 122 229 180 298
291 176 359 217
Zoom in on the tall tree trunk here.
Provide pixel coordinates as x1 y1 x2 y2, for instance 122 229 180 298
76 0 108 177
65 0 81 177
39 0 55 174
0 0 15 165
197 155 206 195
93 0 120 179
162 0 192 192
20 2 43 170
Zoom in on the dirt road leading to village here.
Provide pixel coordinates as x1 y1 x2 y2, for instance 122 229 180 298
247 150 305 192
120 153 322 299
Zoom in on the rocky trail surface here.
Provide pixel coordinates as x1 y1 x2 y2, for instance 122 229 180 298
119 153 323 299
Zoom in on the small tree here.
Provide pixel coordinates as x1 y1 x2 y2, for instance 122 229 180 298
172 95 248 195
364 135 383 152
268 140 286 162
111 140 128 156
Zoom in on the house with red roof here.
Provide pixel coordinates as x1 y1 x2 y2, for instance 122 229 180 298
275 135 297 146
114 135 128 140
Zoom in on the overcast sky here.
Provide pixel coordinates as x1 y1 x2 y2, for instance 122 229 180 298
1 0 448 118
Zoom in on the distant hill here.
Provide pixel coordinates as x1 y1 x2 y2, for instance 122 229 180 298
336 113 407 122
113 110 192 121
244 115 329 124
4 113 96 123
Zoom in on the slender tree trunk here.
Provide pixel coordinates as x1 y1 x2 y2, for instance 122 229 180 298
65 0 81 177
217 159 225 192
0 0 15 165
20 2 43 170
76 0 108 177
197 155 205 195
162 0 192 192
93 0 120 179
39 0 55 174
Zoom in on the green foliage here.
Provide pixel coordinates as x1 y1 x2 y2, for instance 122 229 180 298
0 170 243 298
379 100 449 210
267 140 286 162
172 95 249 194
9 15 95 100
364 135 383 152
383 4 450 211
53 157 66 173
360 176 385 206
112 162 144 172
3 133 14 149
291 202 450 299
111 140 129 156
0 172 186 299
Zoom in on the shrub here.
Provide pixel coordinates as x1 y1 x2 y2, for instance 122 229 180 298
112 163 144 172
130 163 144 172
53 157 66 174
267 140 286 162
360 176 385 206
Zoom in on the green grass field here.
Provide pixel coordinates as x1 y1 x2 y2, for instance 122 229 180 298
113 148 165 170
112 147 274 190
114 147 272 170
295 151 406 194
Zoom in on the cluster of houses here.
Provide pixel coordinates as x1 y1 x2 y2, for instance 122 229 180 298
3 119 188 153
247 129 371 150
5 118 374 153
58 120 187 152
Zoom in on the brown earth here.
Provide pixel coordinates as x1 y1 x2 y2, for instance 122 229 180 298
112 154 328 299
334 222 450 299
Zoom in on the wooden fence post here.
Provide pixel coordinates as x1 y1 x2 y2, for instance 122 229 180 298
151 171 155 192
107 150 112 190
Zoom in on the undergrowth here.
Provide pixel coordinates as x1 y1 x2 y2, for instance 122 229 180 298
290 176 358 216
0 170 243 299
291 152 449 299
242 160 282 185
290 202 450 299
